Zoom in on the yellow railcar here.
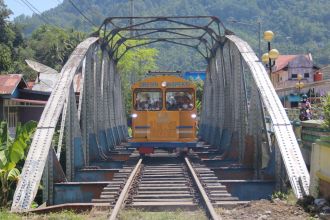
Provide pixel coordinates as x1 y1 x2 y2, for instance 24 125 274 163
130 75 197 154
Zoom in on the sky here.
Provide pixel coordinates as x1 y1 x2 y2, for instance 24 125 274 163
4 0 62 19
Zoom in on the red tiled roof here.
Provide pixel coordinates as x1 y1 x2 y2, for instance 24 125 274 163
273 55 297 71
273 54 311 73
0 74 27 95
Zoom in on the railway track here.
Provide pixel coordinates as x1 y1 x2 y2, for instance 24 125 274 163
92 153 245 220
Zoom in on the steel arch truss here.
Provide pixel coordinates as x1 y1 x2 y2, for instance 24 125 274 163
11 16 309 212
95 16 229 61
11 37 128 212
199 35 310 199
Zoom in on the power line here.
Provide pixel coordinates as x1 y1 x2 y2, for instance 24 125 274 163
20 0 63 29
19 0 50 25
22 0 45 15
67 0 97 27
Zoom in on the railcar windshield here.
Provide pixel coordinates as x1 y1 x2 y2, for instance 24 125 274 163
134 89 162 111
166 89 194 111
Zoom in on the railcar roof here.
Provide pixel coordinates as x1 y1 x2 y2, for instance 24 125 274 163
132 75 195 89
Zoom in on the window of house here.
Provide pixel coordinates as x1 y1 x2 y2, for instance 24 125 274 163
291 74 297 79
4 100 18 128
304 73 310 78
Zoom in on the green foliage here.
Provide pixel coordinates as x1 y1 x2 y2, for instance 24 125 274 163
11 0 330 69
0 121 37 207
0 0 86 79
112 36 158 117
271 191 288 201
0 43 12 72
28 25 86 72
322 94 330 128
0 209 89 219
190 78 204 114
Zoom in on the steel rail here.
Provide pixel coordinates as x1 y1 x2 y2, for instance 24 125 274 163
109 158 143 220
184 157 221 220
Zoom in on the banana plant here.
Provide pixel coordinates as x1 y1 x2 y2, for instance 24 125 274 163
0 121 37 207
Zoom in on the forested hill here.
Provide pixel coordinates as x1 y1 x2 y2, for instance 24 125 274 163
15 0 330 69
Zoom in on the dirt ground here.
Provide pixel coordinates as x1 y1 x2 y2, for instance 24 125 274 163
217 199 314 220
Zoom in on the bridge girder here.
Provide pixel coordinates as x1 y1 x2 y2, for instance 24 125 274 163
11 16 309 212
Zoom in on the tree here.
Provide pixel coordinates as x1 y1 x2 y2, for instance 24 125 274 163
0 0 11 27
114 37 159 117
0 44 11 72
27 25 86 72
0 0 13 73
323 95 330 128
0 121 37 207
190 78 204 114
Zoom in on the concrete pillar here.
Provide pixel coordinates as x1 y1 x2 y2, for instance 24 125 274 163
310 143 320 197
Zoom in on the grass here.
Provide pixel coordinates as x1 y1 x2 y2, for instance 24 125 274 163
0 209 89 220
118 209 207 220
0 209 21 220
286 189 298 205
0 208 208 220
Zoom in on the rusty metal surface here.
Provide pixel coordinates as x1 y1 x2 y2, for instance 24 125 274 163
0 74 26 95
185 157 221 220
109 159 142 220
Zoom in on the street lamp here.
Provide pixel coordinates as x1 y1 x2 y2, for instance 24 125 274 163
262 30 280 79
296 74 304 96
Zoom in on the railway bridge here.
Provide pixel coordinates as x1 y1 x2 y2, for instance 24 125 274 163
11 16 309 213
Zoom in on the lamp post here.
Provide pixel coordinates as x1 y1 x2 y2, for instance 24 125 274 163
129 0 134 37
296 74 304 96
261 31 279 80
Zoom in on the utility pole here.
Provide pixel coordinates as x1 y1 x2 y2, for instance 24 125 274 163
257 17 261 59
130 0 134 37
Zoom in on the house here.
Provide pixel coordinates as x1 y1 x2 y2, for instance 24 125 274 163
0 73 82 136
270 54 326 108
0 74 47 134
271 54 320 89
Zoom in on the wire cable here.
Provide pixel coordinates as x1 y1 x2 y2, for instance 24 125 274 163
67 0 97 27
19 0 63 29
19 0 50 25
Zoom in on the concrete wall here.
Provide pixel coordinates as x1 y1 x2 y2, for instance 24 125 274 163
300 120 330 167
310 140 330 199
302 120 330 199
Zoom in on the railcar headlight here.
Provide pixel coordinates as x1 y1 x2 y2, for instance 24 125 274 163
132 113 138 118
191 114 197 119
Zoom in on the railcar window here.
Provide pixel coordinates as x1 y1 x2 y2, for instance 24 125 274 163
166 89 194 111
134 90 162 111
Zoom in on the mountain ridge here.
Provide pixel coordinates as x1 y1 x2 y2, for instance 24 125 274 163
14 0 330 69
